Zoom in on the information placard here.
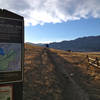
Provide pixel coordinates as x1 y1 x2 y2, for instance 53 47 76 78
0 17 23 43
0 85 13 100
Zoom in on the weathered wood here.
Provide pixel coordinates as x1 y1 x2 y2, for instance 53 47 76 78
89 62 100 69
0 9 23 20
88 58 95 61
87 56 100 69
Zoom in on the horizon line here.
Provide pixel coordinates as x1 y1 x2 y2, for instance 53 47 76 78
25 35 100 44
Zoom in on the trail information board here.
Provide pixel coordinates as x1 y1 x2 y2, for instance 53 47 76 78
0 9 24 83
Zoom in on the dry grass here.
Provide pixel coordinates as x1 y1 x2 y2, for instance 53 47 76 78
24 44 65 100
50 48 100 100
24 44 100 100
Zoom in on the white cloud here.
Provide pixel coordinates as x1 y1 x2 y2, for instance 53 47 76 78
0 0 100 26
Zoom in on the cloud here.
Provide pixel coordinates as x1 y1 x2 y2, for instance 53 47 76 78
0 0 100 26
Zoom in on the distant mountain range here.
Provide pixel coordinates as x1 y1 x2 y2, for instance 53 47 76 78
49 36 100 52
26 36 100 52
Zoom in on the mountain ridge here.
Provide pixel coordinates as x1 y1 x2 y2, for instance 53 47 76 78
26 35 100 52
49 35 100 52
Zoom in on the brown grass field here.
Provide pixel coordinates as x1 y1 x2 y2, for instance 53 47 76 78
24 44 100 100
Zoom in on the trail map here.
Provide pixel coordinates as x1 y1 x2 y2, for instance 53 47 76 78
0 43 21 72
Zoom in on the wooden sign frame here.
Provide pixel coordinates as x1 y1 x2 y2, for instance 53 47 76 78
0 9 24 83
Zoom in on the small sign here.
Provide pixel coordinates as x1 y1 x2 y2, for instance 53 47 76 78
0 85 13 100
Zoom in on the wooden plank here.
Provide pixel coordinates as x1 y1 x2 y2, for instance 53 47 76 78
98 61 100 63
89 58 95 61
89 62 100 69
0 9 23 20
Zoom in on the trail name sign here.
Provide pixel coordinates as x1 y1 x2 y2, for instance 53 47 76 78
0 9 24 83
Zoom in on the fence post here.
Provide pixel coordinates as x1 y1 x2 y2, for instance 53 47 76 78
87 55 89 70
96 57 99 66
87 55 89 62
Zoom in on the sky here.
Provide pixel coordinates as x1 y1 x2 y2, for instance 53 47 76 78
0 0 100 43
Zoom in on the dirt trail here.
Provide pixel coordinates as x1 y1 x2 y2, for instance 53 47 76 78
45 48 89 100
24 45 90 100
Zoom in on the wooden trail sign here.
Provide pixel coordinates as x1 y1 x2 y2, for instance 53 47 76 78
0 9 24 83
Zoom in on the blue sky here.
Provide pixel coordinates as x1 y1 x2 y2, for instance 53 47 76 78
25 18 100 43
1 0 100 43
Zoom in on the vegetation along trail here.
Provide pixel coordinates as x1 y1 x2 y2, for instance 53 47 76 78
24 44 90 100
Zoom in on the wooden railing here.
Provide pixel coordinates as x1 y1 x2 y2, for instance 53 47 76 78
87 55 100 69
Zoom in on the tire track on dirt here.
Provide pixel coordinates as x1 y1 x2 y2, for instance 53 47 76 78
24 45 89 100
24 47 67 100
44 48 90 100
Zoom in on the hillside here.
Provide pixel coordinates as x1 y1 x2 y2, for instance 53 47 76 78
24 44 100 100
49 36 100 52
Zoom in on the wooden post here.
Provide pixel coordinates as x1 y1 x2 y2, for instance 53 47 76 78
87 55 89 70
96 57 99 66
87 55 89 62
